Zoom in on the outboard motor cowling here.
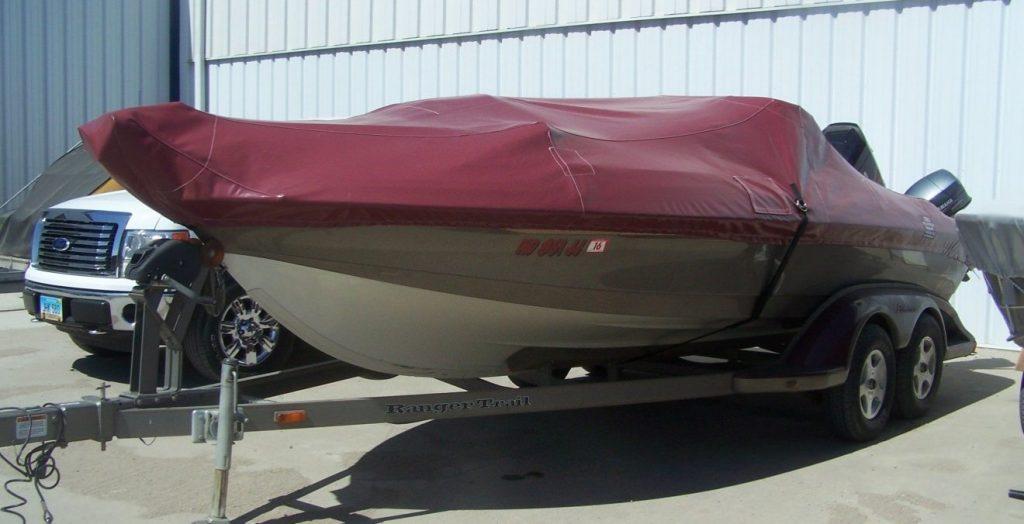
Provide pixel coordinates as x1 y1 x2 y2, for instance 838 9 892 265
905 169 972 216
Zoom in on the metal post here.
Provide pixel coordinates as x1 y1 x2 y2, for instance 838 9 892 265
201 358 238 524
193 0 208 111
127 286 166 396
160 292 189 393
160 266 210 394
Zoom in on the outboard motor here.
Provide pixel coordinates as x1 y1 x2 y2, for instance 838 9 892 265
905 169 972 216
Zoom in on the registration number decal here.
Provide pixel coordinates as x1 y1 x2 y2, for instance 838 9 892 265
515 238 608 257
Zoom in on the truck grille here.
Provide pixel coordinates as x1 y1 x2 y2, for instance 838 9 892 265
37 219 119 275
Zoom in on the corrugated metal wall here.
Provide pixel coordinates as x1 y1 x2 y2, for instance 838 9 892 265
0 0 172 202
198 0 1021 347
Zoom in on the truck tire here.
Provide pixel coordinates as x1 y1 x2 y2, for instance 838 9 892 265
894 315 945 419
826 323 896 441
184 280 296 381
69 333 124 357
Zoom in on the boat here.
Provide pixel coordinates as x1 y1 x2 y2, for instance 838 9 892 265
77 95 971 379
956 207 1024 347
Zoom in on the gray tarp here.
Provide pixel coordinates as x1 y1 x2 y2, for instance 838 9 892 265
956 208 1024 346
0 144 110 259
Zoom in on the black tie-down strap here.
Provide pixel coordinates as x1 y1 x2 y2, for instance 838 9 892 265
619 185 810 366
748 184 809 320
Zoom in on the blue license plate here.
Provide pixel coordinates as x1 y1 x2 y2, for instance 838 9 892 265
39 295 63 322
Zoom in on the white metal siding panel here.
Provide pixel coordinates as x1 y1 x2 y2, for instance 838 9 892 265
2 0 27 201
202 0 1018 348
0 0 172 201
203 0 919 60
23 1 46 194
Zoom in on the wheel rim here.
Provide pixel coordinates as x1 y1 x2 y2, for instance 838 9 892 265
217 295 280 367
912 336 937 400
858 349 888 420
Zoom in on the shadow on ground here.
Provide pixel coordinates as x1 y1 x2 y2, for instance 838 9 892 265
70 353 211 388
0 280 24 294
232 356 1017 523
70 342 333 387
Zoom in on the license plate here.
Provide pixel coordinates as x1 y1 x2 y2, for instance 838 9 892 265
39 295 63 322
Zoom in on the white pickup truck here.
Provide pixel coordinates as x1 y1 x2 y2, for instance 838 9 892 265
23 190 296 380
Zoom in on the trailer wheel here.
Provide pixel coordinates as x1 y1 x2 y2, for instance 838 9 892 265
826 323 895 441
894 315 945 419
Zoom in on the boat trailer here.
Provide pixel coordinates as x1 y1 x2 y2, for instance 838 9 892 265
0 240 974 523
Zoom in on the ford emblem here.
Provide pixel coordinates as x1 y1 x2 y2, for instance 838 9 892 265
52 237 72 252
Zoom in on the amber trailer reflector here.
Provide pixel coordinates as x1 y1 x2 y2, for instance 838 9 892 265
273 410 307 425
202 238 225 267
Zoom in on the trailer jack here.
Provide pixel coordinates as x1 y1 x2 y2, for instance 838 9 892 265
199 358 240 524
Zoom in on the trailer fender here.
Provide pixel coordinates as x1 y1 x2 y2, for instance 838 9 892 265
779 284 975 378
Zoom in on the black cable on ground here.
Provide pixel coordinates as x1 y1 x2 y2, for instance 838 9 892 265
0 405 66 524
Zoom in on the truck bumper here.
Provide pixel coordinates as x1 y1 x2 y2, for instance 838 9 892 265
23 280 172 333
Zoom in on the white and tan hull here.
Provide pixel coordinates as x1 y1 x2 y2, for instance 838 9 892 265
215 226 966 378
226 254 740 377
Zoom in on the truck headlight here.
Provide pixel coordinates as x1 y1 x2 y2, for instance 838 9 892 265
29 220 43 266
119 230 189 276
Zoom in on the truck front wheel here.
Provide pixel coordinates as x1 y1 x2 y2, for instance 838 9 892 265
184 280 296 381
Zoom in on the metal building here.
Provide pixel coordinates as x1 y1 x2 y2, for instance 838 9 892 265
0 0 178 201
194 0 1021 348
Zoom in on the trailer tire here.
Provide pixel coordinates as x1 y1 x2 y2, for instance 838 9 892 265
826 323 895 441
894 315 945 419
184 280 296 381
1019 380 1024 436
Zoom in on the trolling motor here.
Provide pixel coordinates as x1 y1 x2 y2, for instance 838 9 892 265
125 239 204 297
123 239 222 399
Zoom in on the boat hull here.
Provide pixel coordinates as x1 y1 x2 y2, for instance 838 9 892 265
215 226 966 378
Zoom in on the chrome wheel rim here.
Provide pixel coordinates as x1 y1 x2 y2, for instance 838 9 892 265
217 295 279 367
912 336 937 400
858 349 888 420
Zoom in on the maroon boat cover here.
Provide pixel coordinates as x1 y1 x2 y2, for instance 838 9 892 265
78 95 961 253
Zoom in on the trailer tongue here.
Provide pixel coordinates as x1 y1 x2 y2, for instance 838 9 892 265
0 239 973 523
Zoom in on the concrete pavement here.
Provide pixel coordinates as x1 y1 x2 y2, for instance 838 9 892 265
0 294 1022 523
